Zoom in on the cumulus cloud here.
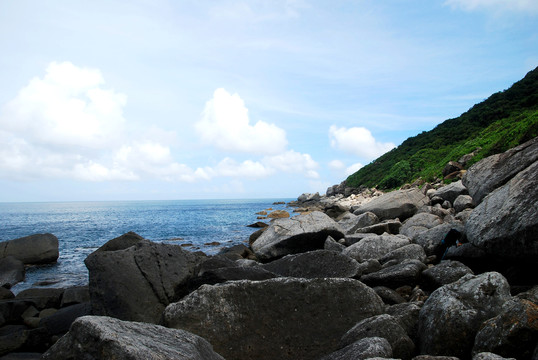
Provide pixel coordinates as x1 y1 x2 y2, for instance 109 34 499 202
345 162 364 176
329 125 395 161
328 159 345 170
196 88 288 155
263 150 319 179
445 0 538 14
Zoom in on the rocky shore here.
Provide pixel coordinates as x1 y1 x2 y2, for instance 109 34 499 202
0 137 537 359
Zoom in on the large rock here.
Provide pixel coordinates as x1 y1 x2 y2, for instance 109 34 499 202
321 337 393 360
0 234 58 264
361 259 427 289
343 234 410 262
414 223 464 258
261 250 360 278
400 213 443 240
251 211 345 262
164 278 385 360
42 315 224 360
352 188 429 221
338 212 379 235
463 136 538 204
473 298 538 359
432 180 468 204
417 272 512 358
0 256 25 288
465 160 538 259
84 239 206 323
420 260 474 291
39 302 92 335
340 314 415 360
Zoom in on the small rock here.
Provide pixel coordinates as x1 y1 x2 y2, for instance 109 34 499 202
321 337 393 360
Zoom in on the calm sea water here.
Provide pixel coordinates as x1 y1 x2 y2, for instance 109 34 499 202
0 199 291 293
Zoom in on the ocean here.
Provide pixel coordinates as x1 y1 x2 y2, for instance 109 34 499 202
0 199 291 294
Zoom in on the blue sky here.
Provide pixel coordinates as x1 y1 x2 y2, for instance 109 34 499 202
0 0 537 202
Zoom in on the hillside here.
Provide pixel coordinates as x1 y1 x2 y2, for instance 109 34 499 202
346 66 538 189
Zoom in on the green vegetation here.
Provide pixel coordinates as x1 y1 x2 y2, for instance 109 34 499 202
346 66 538 189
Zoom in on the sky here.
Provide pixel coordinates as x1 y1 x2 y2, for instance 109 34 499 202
0 0 537 202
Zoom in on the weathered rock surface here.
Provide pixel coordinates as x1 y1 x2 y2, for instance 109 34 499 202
387 301 423 341
261 250 360 278
361 259 427 289
163 277 385 360
343 234 410 262
340 314 415 360
0 257 24 289
473 298 538 359
453 194 474 213
353 188 429 221
379 244 427 265
432 180 468 204
355 220 402 235
42 315 224 360
463 136 538 204
414 223 464 258
418 272 512 358
420 260 474 291
0 234 58 265
473 353 517 360
321 337 393 360
251 211 345 262
465 160 538 259
85 239 206 323
400 213 443 240
338 211 379 235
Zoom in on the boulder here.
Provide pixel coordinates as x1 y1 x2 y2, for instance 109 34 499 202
39 302 92 335
353 188 429 221
339 212 379 235
400 213 443 240
0 234 58 264
251 211 345 262
414 223 464 258
386 301 423 341
465 160 538 259
164 278 385 360
355 220 402 235
432 180 468 204
84 240 206 324
417 272 512 358
324 236 346 252
420 260 474 291
373 286 406 305
267 210 290 219
453 194 474 213
94 231 147 252
463 136 538 204
442 161 463 177
261 250 360 279
60 286 90 307
0 257 24 289
14 288 64 310
42 315 224 360
340 314 415 360
361 259 427 289
473 298 538 359
473 353 516 360
298 192 321 202
379 244 427 265
321 337 393 360
343 234 410 262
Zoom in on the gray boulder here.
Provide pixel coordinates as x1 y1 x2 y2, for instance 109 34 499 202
338 212 379 235
0 234 58 264
321 337 393 360
42 315 224 360
420 260 474 291
387 301 423 341
324 236 346 252
0 256 24 288
251 211 345 261
465 160 538 259
355 220 402 235
84 239 206 324
401 213 443 240
343 234 410 262
463 136 538 204
379 244 427 265
473 353 516 360
373 286 406 305
361 259 427 289
473 298 538 359
340 314 415 360
164 278 385 360
262 250 360 278
453 194 474 213
353 188 429 221
414 223 464 257
94 231 147 252
417 272 512 358
39 302 92 335
432 180 468 204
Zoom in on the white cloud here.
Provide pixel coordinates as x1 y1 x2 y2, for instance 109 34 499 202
328 159 345 170
2 61 126 150
445 0 538 14
263 150 319 179
345 162 364 176
329 125 395 161
196 88 288 155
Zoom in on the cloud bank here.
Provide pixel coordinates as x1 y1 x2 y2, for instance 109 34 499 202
329 125 395 161
0 63 318 184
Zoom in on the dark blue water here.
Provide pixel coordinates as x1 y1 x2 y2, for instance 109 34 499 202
0 199 291 293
